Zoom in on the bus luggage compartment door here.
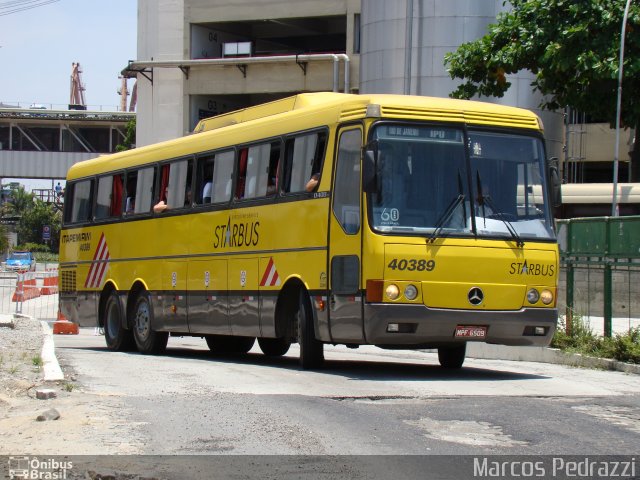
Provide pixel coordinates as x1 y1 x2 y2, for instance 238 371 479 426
228 257 261 337
187 259 229 335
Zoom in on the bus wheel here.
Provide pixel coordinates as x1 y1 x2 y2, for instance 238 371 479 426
103 290 134 351
206 335 255 354
438 344 466 369
297 290 324 369
131 292 168 355
258 337 291 357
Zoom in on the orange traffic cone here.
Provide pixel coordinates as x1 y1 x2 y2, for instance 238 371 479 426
53 308 79 335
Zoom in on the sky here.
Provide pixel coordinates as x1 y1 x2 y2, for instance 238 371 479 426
0 0 137 110
0 0 137 189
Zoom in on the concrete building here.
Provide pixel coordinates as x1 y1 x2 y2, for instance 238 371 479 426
131 0 360 146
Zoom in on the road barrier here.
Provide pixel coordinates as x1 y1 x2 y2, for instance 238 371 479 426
0 269 59 321
40 269 59 295
11 272 41 302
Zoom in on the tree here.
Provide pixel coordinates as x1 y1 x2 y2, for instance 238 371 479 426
444 0 640 179
116 118 136 152
0 224 9 255
16 199 61 253
5 186 35 218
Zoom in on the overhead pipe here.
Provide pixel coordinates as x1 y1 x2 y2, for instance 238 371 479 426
126 53 351 93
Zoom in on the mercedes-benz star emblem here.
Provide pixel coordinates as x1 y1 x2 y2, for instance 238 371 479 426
468 287 484 306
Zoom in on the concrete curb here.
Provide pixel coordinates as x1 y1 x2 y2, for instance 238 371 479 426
466 343 640 374
40 320 64 381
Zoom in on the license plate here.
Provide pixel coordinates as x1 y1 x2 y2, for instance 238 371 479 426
455 325 487 339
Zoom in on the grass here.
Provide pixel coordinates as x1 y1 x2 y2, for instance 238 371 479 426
31 355 43 368
62 382 76 392
551 316 640 364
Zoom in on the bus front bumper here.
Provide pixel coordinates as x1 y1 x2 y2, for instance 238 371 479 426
363 303 557 348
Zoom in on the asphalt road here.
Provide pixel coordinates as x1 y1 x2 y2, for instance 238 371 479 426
53 329 640 462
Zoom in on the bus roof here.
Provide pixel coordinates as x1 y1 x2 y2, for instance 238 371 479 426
66 92 542 181
193 92 541 133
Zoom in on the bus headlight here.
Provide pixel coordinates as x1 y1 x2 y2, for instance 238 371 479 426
540 289 554 305
404 284 418 300
385 284 400 300
526 288 540 304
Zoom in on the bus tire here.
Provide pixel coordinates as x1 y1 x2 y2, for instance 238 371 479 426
297 290 324 369
103 290 135 351
258 337 291 357
438 344 466 369
206 335 255 354
131 292 168 355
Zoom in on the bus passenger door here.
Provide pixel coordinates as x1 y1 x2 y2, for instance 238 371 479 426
187 259 230 335
328 126 365 343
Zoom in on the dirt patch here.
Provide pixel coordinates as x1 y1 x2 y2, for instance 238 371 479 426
0 316 141 455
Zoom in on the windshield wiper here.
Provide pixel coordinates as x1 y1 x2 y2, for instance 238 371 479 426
480 195 524 247
427 194 465 243
475 172 524 247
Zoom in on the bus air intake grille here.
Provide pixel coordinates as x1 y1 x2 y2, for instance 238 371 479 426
381 106 465 122
60 270 77 294
339 107 367 121
463 111 539 128
381 106 539 129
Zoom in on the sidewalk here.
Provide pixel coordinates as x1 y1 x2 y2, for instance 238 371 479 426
0 314 62 402
466 343 640 375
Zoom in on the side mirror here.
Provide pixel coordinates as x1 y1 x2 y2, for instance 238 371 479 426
548 157 562 208
362 145 377 193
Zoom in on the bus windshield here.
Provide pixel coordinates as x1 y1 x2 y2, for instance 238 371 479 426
368 124 555 241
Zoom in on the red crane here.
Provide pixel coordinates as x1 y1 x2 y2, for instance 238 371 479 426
69 62 87 110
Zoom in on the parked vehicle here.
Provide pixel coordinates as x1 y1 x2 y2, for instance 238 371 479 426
4 251 36 271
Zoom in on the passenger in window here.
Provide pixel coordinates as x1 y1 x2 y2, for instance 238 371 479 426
305 173 320 192
266 175 278 196
126 196 135 214
184 187 192 207
154 187 168 213
202 180 212 203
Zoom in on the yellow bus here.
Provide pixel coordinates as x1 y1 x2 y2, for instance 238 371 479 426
59 92 560 369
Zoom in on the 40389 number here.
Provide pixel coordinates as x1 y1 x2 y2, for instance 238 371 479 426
387 258 436 272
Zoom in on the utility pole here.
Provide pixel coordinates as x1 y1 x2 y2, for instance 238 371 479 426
612 0 633 217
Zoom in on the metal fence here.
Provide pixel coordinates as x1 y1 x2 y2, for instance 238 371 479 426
557 216 640 337
0 268 59 321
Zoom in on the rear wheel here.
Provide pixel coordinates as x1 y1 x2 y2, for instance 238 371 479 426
206 335 255 354
297 290 324 369
258 337 291 357
131 292 168 354
103 291 134 351
438 344 466 369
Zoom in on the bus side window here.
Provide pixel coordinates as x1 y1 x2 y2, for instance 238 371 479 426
266 142 280 196
235 148 248 199
136 166 156 213
125 171 138 215
196 154 215 204
333 129 361 234
67 179 93 224
212 150 234 203
247 142 276 199
157 160 190 210
95 173 123 220
283 131 326 193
